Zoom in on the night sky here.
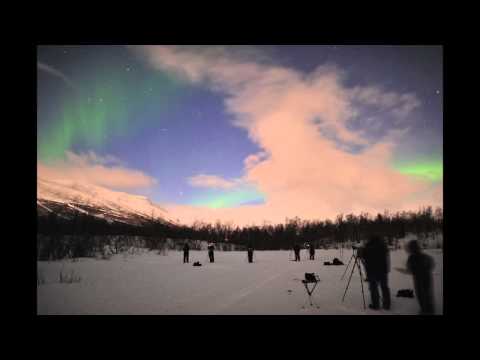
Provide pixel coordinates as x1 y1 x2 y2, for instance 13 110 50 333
37 45 442 226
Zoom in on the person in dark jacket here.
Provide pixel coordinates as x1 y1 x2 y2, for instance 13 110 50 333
207 243 215 263
360 235 391 310
309 243 315 260
247 243 254 263
183 243 190 263
405 240 435 315
293 243 301 261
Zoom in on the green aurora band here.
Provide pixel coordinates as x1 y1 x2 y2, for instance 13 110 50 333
38 69 180 163
190 187 266 209
393 158 443 182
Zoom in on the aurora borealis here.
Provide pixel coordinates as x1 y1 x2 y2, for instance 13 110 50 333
393 158 443 182
38 62 180 163
37 45 442 225
190 186 266 209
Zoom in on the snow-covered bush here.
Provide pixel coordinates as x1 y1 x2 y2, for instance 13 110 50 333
37 270 46 286
59 269 82 284
101 244 113 260
154 240 168 255
157 245 168 255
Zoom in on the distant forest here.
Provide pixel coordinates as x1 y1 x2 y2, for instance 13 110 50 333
38 206 443 260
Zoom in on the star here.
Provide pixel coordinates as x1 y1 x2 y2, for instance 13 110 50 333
126 66 131 72
435 89 440 95
99 98 103 103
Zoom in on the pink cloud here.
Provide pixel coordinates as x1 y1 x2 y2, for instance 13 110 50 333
244 151 268 170
136 46 442 226
38 151 157 190
188 174 241 189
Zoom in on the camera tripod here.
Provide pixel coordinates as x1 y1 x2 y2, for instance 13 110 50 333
341 247 366 309
301 275 320 309
341 246 358 280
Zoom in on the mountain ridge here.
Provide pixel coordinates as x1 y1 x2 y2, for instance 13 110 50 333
37 178 177 226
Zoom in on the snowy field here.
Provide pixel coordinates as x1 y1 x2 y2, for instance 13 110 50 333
37 249 443 315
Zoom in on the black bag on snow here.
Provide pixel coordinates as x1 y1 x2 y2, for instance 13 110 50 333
396 289 414 298
332 258 344 265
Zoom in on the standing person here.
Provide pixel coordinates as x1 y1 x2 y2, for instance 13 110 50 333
293 243 301 262
360 235 391 310
247 243 254 263
309 243 315 260
208 242 215 263
404 240 435 315
183 242 190 263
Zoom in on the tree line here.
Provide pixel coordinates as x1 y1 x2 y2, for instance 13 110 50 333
37 206 443 260
184 206 443 250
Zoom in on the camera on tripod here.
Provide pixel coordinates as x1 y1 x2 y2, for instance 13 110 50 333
341 244 367 309
351 245 365 258
305 272 319 283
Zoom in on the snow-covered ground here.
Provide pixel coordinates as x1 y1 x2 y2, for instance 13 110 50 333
37 249 443 315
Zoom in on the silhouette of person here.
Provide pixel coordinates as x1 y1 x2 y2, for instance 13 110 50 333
247 243 254 263
406 240 435 315
293 243 301 261
208 243 215 263
361 235 391 310
183 243 190 263
309 243 315 260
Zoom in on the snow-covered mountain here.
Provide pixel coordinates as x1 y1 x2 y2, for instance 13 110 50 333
37 178 177 226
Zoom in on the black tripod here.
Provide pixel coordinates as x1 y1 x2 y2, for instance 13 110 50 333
341 247 366 309
341 247 358 280
301 275 320 309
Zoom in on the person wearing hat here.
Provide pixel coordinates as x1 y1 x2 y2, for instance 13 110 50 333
247 243 254 263
207 242 215 263
404 240 435 315
361 235 391 310
183 242 190 263
293 243 301 261
309 243 315 260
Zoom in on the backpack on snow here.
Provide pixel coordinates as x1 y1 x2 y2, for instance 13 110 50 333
396 289 414 298
332 258 344 265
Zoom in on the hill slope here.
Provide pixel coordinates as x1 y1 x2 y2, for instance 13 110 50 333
37 178 177 226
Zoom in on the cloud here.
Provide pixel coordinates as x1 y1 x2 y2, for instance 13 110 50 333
38 151 157 190
349 86 420 113
65 151 125 167
135 46 441 226
37 62 78 90
244 151 268 170
188 174 242 189
348 86 421 124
